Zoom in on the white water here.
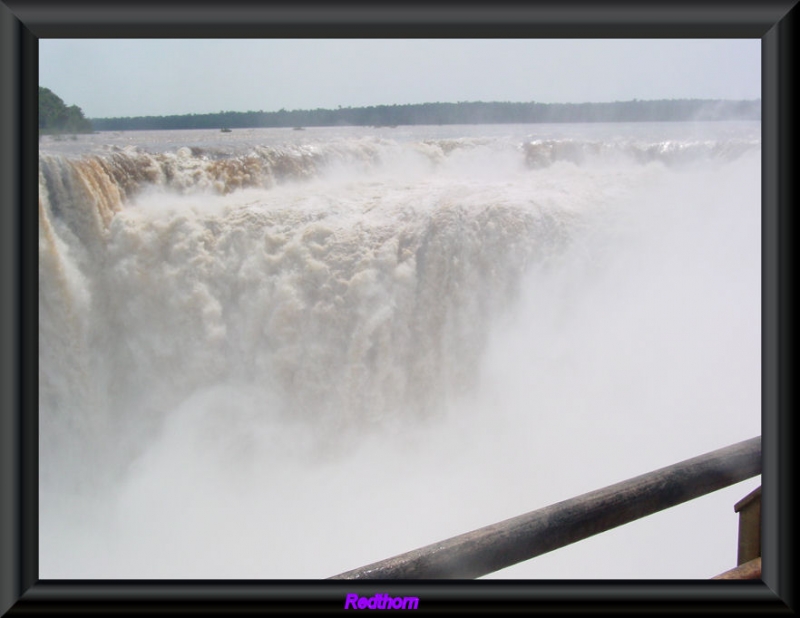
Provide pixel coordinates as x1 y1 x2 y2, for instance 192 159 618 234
39 123 761 579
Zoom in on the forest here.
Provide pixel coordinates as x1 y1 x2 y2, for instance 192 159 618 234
39 87 93 135
89 99 760 132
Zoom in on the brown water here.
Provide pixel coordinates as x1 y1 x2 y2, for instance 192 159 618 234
39 122 761 579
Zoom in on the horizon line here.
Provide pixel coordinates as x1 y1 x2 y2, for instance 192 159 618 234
83 97 763 121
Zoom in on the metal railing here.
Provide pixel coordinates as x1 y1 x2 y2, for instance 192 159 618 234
330 436 761 579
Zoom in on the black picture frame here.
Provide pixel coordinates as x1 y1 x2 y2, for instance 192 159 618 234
1 1 795 614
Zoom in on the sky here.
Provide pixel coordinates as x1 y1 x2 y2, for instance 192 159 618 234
37 36 763 586
38 39 761 119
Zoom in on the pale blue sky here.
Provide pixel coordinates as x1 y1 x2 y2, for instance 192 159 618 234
39 39 761 119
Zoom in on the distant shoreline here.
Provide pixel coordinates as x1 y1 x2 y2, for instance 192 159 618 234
89 98 761 132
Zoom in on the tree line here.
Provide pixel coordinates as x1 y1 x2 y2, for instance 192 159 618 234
88 99 760 132
39 87 93 135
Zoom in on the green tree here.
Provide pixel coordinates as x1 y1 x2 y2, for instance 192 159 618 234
39 87 93 135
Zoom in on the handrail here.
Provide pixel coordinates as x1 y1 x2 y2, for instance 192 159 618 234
330 436 761 579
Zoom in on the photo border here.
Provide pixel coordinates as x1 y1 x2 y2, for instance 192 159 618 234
1 1 795 613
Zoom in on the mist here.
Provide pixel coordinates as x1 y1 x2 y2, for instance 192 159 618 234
38 125 761 580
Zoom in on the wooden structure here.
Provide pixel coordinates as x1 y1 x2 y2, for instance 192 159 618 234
330 437 761 579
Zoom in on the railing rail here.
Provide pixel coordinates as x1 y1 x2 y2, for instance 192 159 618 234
330 436 761 579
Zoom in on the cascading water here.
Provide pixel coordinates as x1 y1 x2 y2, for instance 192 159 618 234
38 123 762 579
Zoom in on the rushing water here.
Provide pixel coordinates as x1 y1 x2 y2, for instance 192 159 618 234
39 122 761 579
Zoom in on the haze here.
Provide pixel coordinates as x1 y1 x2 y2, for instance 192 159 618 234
39 39 760 119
